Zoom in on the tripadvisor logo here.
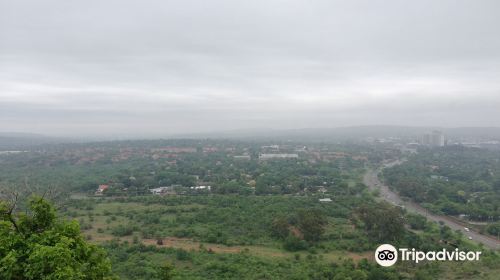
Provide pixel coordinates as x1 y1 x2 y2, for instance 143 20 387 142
375 244 482 267
375 244 398 267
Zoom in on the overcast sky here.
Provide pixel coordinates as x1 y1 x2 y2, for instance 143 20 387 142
1 0 500 137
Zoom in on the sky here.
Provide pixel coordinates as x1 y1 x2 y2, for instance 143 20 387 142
1 0 500 137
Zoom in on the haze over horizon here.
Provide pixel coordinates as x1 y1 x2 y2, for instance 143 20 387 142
2 0 500 137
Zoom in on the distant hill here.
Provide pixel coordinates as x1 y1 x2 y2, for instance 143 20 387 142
174 126 500 141
0 132 68 150
442 127 500 139
3 126 500 147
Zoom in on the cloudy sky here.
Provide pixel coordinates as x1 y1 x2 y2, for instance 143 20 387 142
1 0 500 137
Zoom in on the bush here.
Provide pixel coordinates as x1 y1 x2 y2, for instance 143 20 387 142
406 213 427 230
283 235 308 251
111 225 135 237
486 222 500 236
173 228 194 238
175 249 191 261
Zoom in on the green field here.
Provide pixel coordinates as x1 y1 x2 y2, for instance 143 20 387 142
63 195 500 280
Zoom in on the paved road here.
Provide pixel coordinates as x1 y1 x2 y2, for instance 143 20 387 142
363 164 500 250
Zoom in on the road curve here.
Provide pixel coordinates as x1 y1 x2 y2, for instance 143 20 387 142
363 166 500 251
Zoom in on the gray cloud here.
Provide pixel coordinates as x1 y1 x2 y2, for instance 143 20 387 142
1 0 500 137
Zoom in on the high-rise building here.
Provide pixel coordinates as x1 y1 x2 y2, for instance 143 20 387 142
431 130 445 146
422 130 445 147
422 133 432 146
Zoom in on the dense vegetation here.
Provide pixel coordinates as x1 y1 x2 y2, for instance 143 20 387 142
0 197 114 279
65 195 372 251
65 195 500 279
1 140 499 279
384 146 500 221
0 140 369 196
104 242 402 280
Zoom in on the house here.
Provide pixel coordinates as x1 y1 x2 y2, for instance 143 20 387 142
190 185 211 191
319 198 332 202
149 186 176 195
95 184 109 195
317 186 328 194
233 155 251 160
259 153 298 160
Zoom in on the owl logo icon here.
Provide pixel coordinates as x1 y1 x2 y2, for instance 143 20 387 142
375 244 398 267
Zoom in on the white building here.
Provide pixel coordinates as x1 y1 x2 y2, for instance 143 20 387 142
233 155 251 160
190 185 211 191
422 131 445 147
259 153 299 160
149 186 175 195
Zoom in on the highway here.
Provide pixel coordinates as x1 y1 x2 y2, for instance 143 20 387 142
363 164 500 250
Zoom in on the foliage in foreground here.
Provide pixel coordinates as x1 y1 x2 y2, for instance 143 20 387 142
0 196 115 280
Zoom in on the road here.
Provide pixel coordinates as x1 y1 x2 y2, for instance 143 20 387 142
363 164 500 250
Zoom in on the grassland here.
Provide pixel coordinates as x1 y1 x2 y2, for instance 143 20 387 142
61 195 500 279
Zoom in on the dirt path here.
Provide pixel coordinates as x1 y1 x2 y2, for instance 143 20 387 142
92 235 372 261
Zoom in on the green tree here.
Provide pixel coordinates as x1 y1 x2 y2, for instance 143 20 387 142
0 196 115 280
354 202 405 243
486 222 500 237
296 209 328 242
406 213 427 230
157 262 176 280
270 216 289 240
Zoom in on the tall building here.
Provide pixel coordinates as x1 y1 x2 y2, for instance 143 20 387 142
422 133 432 146
422 130 445 147
431 130 445 146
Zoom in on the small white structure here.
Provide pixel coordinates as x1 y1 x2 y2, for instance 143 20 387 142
319 198 332 202
149 186 175 195
233 155 251 160
317 187 328 194
190 185 211 191
259 153 298 160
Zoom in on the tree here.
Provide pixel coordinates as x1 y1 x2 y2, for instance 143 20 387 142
283 235 307 251
0 196 115 279
270 216 290 240
406 213 427 230
354 202 405 243
157 262 176 280
296 209 328 242
485 222 500 237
